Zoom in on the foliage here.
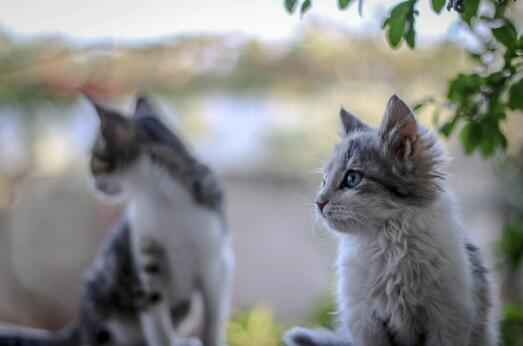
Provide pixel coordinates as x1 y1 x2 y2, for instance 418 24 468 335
284 0 521 157
227 306 286 346
226 298 336 346
382 0 418 48
502 304 523 346
501 221 523 271
0 34 74 111
0 30 463 103
227 297 523 346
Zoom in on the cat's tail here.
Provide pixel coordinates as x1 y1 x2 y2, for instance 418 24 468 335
283 327 352 346
0 322 80 346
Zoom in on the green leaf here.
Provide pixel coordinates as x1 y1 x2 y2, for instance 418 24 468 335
383 1 416 48
440 115 458 137
478 120 497 157
518 36 523 49
492 23 518 49
504 303 523 321
300 0 312 15
338 0 353 10
479 137 496 157
404 19 416 48
431 0 446 13
390 1 411 17
447 73 481 103
503 48 516 66
388 18 406 47
509 78 523 111
460 0 479 25
499 131 507 149
285 0 298 13
460 122 480 154
500 222 523 269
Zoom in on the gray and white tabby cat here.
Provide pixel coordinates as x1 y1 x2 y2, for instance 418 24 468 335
0 96 234 346
284 95 498 346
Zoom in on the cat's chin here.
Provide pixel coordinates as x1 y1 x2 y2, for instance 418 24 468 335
88 179 128 205
322 218 357 234
316 209 356 233
93 191 128 205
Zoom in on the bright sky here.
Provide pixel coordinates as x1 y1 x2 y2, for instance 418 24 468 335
0 0 464 44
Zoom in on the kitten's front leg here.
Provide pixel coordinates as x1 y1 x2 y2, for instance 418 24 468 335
345 308 392 346
424 322 471 346
199 253 233 346
424 302 472 346
136 237 175 346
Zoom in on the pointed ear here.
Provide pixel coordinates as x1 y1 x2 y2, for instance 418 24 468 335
340 107 368 134
134 95 156 117
87 97 135 145
379 94 417 159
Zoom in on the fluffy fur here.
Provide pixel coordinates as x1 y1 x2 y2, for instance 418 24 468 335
284 95 497 346
86 95 234 346
0 96 234 346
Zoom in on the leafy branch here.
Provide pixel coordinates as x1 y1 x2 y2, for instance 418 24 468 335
284 0 521 157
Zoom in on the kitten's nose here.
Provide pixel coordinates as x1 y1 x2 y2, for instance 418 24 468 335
316 199 329 212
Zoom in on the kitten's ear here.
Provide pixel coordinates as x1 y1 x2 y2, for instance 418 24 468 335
87 97 135 145
340 107 367 135
379 94 417 159
134 95 156 117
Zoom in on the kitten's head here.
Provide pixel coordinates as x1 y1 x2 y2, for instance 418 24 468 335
88 95 187 203
316 94 445 233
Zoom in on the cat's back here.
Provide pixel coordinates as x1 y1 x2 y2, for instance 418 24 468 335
127 156 225 237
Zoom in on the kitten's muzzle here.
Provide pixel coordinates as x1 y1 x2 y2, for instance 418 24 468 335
95 179 111 193
316 199 329 213
94 176 122 196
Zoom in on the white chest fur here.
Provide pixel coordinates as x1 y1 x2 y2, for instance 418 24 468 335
124 157 226 297
336 196 474 340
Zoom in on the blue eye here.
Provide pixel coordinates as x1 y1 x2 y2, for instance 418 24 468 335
343 170 363 189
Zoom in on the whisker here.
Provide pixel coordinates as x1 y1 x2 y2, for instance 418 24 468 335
302 155 325 165
293 192 313 205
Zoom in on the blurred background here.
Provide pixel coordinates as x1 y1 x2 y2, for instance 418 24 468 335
0 0 522 345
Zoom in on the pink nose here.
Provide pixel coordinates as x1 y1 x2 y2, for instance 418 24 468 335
316 199 329 212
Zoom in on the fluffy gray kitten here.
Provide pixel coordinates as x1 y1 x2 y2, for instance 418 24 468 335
0 96 234 346
284 95 498 346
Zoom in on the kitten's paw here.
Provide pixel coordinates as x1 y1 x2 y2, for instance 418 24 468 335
174 337 202 346
283 326 352 346
283 327 317 346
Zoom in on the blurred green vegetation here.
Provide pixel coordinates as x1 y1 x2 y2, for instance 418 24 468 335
0 22 466 176
226 297 336 346
227 306 286 346
502 304 523 346
230 296 523 345
0 24 465 106
0 34 75 110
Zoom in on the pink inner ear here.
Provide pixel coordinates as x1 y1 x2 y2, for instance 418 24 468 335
113 124 135 145
398 116 417 141
389 116 417 158
98 114 135 146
